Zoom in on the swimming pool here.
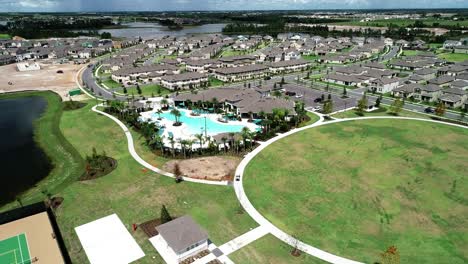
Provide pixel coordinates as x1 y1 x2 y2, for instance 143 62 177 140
152 109 255 136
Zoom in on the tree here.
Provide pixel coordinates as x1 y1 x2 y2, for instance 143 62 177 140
323 100 333 115
380 246 400 264
123 87 128 94
136 85 142 95
160 205 173 224
281 76 285 84
170 109 182 125
389 98 404 115
342 87 347 97
435 101 446 117
357 93 368 115
100 32 112 39
375 95 382 107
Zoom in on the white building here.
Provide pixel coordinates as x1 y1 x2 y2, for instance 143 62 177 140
16 62 40 72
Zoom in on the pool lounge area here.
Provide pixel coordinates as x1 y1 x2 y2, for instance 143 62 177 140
140 108 259 149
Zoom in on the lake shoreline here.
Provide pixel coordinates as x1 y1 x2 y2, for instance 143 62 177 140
0 91 85 211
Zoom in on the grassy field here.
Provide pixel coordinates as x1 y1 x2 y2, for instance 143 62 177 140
438 52 468 62
0 33 10 39
333 18 468 28
56 102 259 263
302 55 319 61
299 112 321 127
332 106 431 120
0 91 84 210
229 235 326 264
209 77 225 87
401 50 421 56
102 78 123 89
244 119 468 263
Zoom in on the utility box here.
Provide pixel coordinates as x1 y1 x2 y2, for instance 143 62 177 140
69 89 82 96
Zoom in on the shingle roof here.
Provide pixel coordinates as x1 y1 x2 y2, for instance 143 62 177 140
156 216 208 253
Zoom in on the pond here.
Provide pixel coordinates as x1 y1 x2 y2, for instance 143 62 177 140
97 22 227 39
0 96 52 205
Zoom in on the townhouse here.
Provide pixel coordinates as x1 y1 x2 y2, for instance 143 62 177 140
268 59 310 74
160 72 208 90
112 65 180 84
369 78 400 94
213 64 269 82
439 88 467 108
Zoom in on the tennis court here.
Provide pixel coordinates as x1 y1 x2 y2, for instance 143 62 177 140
0 233 31 264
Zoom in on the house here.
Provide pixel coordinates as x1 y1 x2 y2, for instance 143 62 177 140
392 83 421 98
323 73 365 87
369 78 399 94
16 62 40 72
214 64 268 82
417 84 442 102
443 40 462 49
155 216 209 263
0 54 16 65
160 72 208 90
439 88 467 108
428 76 455 87
451 80 468 90
268 59 310 74
454 46 468 54
414 68 437 80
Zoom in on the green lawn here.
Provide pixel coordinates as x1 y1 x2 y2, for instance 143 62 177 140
302 55 319 61
332 106 431 120
299 112 321 127
438 53 468 62
209 77 225 87
402 50 421 56
244 119 468 264
229 235 326 264
0 91 84 210
0 33 10 39
333 18 468 28
101 78 123 89
120 84 172 97
56 102 258 263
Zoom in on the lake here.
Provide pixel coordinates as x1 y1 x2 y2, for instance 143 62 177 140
97 22 227 39
0 96 52 205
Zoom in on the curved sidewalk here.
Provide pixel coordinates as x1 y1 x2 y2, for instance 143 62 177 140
91 105 229 186
234 116 468 264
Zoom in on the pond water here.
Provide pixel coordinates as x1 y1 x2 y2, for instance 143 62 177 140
98 22 226 39
0 96 52 205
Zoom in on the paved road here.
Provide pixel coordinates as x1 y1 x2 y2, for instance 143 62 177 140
82 64 127 101
234 115 468 264
382 46 400 61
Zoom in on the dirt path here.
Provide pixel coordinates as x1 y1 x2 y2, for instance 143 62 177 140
163 156 240 181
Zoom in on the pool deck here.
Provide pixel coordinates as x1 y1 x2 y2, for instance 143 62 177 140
140 108 258 149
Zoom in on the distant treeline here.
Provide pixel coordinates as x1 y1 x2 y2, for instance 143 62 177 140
0 18 114 39
223 22 466 43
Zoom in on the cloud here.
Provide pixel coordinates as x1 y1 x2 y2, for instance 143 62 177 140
0 0 466 12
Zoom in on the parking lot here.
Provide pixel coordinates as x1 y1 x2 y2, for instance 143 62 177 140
282 83 359 112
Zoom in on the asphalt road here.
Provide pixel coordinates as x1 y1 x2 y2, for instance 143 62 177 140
82 64 127 101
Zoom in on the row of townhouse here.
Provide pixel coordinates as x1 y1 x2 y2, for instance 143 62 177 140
0 37 116 64
160 72 209 90
111 64 180 84
393 84 468 108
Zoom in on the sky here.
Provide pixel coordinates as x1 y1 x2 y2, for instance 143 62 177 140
0 0 467 12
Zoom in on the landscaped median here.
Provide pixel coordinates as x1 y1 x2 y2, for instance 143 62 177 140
243 118 468 263
0 91 85 210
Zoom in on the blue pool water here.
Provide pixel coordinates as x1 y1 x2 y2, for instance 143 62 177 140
152 110 253 135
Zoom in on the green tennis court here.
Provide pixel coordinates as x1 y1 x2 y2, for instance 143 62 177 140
0 234 31 264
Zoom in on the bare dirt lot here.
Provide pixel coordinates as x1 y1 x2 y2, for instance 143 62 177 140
0 62 87 100
163 156 240 181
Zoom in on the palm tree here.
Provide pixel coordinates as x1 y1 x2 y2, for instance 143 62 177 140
179 139 188 159
170 108 182 125
161 98 169 110
221 136 228 153
187 139 194 157
169 136 176 157
156 109 163 120
241 127 250 151
195 134 204 150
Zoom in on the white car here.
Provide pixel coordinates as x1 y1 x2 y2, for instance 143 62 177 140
295 94 303 98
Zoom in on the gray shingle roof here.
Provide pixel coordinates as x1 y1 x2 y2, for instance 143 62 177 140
156 215 208 253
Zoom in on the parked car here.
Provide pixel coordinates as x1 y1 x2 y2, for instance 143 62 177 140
295 94 303 98
264 76 271 80
314 98 322 103
424 107 434 113
235 175 241 181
